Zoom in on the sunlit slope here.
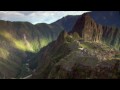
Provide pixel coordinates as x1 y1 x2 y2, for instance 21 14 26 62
0 20 63 78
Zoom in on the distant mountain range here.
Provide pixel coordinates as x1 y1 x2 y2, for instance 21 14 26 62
0 11 120 79
54 11 120 32
53 15 80 32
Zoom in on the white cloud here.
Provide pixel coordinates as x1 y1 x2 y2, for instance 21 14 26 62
0 11 90 24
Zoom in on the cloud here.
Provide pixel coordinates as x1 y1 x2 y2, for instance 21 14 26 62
0 11 90 24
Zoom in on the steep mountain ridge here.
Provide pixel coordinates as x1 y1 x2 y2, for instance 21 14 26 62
0 20 63 78
71 13 102 41
72 13 120 51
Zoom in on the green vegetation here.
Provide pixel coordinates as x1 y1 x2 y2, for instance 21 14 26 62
0 15 120 79
0 48 9 60
0 20 63 78
40 38 51 48
0 31 35 52
32 31 120 79
102 26 120 51
65 35 74 42
52 43 71 63
72 32 80 40
114 54 120 59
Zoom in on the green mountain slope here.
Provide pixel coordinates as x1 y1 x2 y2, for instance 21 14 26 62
0 20 63 78
31 31 120 79
31 13 120 79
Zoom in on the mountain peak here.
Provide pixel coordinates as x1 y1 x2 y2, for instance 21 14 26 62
71 13 100 41
81 13 92 20
71 12 120 50
72 13 95 30
78 13 96 28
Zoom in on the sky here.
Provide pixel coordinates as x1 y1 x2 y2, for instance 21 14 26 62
0 11 90 24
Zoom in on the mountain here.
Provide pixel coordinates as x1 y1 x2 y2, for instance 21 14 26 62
0 20 63 78
31 31 120 79
89 11 120 27
71 13 120 51
0 11 120 79
54 11 120 32
31 13 120 79
53 15 80 32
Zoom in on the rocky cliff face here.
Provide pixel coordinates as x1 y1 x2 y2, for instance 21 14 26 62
71 13 103 42
71 13 120 51
102 26 120 50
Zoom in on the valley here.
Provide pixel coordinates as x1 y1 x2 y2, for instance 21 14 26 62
0 21 63 78
0 11 120 79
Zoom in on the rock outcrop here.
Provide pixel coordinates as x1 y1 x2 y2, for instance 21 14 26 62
71 13 120 50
